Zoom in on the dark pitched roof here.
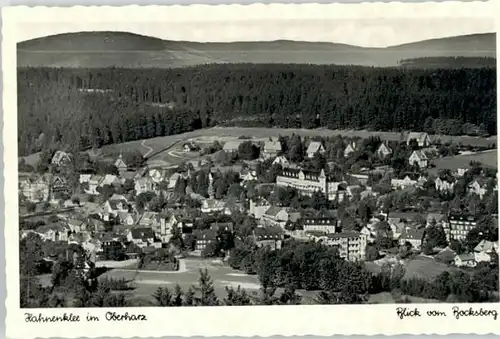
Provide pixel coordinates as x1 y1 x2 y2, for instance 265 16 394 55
254 227 282 241
193 229 218 241
264 206 286 217
327 231 361 239
279 167 328 182
387 212 421 221
302 217 337 226
130 227 154 241
210 222 234 232
399 227 425 241
448 213 477 222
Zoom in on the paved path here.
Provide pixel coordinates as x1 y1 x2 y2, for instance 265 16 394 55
141 140 154 157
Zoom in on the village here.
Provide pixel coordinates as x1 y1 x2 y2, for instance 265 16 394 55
18 130 499 302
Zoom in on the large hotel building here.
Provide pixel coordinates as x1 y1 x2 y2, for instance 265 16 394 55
276 167 346 201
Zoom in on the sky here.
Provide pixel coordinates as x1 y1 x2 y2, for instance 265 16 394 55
11 4 495 48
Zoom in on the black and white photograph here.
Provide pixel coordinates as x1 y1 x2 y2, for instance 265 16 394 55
3 2 500 338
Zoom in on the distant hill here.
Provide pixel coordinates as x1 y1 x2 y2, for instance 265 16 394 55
17 31 496 68
18 31 168 51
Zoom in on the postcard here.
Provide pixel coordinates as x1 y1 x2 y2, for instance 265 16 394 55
3 2 500 338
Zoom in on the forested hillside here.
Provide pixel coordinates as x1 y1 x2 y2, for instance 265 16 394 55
400 57 496 69
17 64 496 156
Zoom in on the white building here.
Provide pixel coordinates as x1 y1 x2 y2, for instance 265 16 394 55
276 167 346 201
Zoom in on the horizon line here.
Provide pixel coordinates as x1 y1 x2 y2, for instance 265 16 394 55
17 31 496 50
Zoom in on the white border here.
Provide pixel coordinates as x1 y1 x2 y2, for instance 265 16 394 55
3 2 500 338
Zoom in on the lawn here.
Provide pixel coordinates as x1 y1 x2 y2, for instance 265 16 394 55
403 256 459 280
99 127 496 161
100 258 261 304
431 149 497 170
20 127 496 167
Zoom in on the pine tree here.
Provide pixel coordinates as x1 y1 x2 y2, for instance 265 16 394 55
153 286 174 306
183 286 195 306
194 269 219 306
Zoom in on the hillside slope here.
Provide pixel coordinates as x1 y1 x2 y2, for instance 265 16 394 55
17 31 496 68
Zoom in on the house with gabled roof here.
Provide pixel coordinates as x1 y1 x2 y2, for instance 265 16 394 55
67 218 89 233
262 139 282 158
376 142 392 158
86 217 106 233
426 213 449 229
201 198 226 214
474 240 499 263
114 154 128 173
391 173 421 189
249 198 271 219
343 141 358 158
262 206 290 228
272 155 289 167
100 174 121 188
406 132 432 147
434 176 456 193
35 223 71 242
253 226 283 250
134 176 155 195
193 229 218 252
306 141 325 158
137 211 160 227
398 226 425 250
409 150 428 168
51 151 73 166
127 227 155 248
79 174 92 185
20 174 51 202
454 253 477 268
117 211 137 226
239 169 257 184
85 175 103 195
468 179 488 199
103 197 129 216
148 168 168 184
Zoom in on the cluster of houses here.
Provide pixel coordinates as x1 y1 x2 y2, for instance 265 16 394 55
18 132 498 268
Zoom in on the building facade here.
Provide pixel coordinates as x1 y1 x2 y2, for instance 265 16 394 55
447 213 477 241
302 216 338 234
276 167 346 201
324 231 367 262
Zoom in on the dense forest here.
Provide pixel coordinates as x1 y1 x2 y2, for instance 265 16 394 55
18 64 496 156
400 57 497 69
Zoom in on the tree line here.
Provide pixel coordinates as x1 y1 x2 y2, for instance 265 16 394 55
18 65 496 156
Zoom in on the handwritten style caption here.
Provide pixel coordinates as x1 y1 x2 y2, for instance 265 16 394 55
25 312 147 323
396 306 498 320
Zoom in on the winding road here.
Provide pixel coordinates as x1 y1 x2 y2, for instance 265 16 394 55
140 140 154 158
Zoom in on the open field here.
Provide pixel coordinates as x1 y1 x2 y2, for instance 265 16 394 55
19 127 497 168
97 127 497 165
100 257 261 303
431 149 498 171
403 256 460 280
364 255 460 281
